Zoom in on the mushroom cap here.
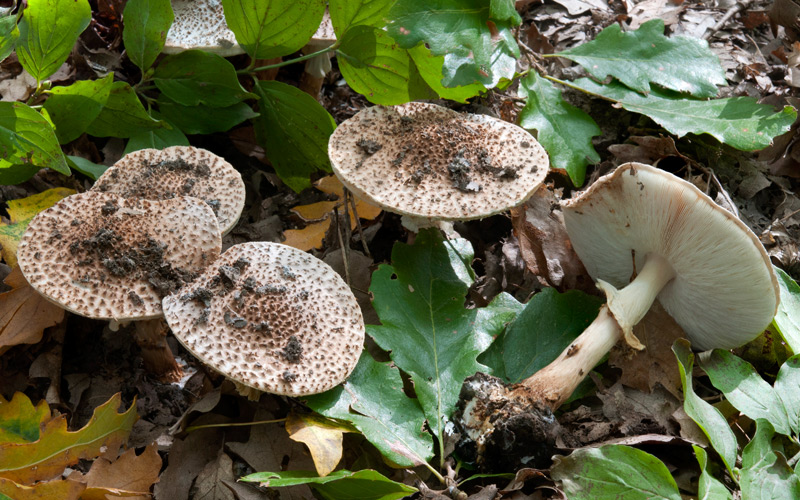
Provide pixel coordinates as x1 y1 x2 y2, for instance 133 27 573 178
17 193 222 321
164 0 244 56
562 163 779 350
305 8 335 51
162 242 365 396
91 146 246 235
328 102 549 221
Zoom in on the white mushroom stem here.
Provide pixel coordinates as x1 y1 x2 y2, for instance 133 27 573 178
299 52 333 98
511 253 677 409
132 319 183 383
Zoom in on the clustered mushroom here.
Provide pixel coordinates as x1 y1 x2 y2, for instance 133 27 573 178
458 162 780 469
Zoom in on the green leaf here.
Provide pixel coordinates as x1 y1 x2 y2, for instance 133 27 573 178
0 393 50 444
0 15 18 63
0 102 68 175
694 445 733 500
222 0 325 59
408 45 486 103
252 79 336 192
329 0 394 36
518 72 600 186
66 156 108 181
480 288 602 384
557 19 725 98
240 469 417 500
157 97 257 135
700 349 791 436
85 81 165 138
775 355 800 435
386 0 520 87
122 0 174 72
772 267 800 353
306 352 434 467
153 50 256 107
16 0 91 81
571 78 796 151
337 26 435 105
551 445 682 500
123 113 189 155
42 73 114 144
673 339 737 475
368 229 520 456
0 162 40 184
741 419 800 499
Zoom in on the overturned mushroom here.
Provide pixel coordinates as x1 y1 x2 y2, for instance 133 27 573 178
16 192 222 381
92 146 246 235
328 102 549 229
457 162 779 469
164 0 243 56
163 242 365 398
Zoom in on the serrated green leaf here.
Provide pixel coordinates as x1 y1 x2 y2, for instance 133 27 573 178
153 50 256 107
694 445 733 500
408 45 485 103
306 352 433 468
700 349 790 435
122 0 174 72
0 16 18 63
16 0 91 81
0 102 68 175
775 355 800 435
772 267 800 353
85 81 165 138
329 0 393 36
551 445 681 500
123 113 189 155
673 339 737 475
557 19 725 98
480 288 601 384
741 419 800 499
222 0 325 59
386 0 519 87
252 79 335 192
157 96 257 135
66 156 109 181
43 73 114 144
571 78 796 151
518 72 600 186
337 25 435 105
367 229 520 458
241 469 417 500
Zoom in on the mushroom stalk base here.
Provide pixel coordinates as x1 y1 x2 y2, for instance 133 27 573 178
132 319 183 383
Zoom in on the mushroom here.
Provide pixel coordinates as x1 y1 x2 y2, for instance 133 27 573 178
162 241 365 398
91 146 246 235
16 192 222 381
299 9 336 99
328 102 549 231
163 0 243 56
457 162 780 468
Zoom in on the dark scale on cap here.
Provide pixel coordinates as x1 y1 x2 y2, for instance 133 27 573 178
283 335 303 363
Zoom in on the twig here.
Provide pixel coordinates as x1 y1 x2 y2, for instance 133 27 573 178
334 206 351 287
702 0 753 40
346 188 372 258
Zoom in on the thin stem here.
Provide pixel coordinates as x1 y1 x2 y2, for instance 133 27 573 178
238 43 340 74
420 460 446 485
185 418 286 433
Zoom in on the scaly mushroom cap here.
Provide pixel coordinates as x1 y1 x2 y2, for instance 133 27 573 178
562 163 779 350
164 0 243 56
17 193 222 321
162 242 365 396
328 102 549 221
92 146 246 235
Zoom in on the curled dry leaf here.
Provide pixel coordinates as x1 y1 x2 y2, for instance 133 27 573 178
0 266 65 352
607 135 684 166
285 412 356 477
67 443 162 500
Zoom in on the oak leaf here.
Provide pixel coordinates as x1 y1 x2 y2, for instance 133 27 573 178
0 266 65 351
67 443 161 500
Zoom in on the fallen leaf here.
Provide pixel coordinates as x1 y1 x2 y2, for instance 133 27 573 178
598 382 681 437
193 451 235 500
0 392 51 444
607 136 684 166
154 429 224 500
0 267 66 352
0 477 85 500
68 443 161 500
0 188 75 267
285 412 355 477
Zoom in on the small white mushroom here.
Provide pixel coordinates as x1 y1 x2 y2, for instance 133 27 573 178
163 0 243 56
299 9 336 98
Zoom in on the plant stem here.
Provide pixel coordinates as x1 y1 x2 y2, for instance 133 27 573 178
239 43 340 74
185 417 286 433
420 460 446 485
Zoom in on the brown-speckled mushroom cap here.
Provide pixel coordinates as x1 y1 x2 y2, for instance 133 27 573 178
162 242 365 396
92 146 246 235
16 193 222 321
164 0 244 56
328 102 549 221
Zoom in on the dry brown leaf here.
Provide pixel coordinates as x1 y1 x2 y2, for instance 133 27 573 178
67 444 161 500
285 412 354 477
608 301 684 399
193 451 235 500
0 267 65 352
0 477 85 500
607 136 684 166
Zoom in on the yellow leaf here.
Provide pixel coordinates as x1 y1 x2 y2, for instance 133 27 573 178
0 267 65 351
0 188 75 267
283 219 331 251
0 392 52 445
68 444 161 500
0 393 138 484
0 477 85 500
285 413 355 477
292 200 339 222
